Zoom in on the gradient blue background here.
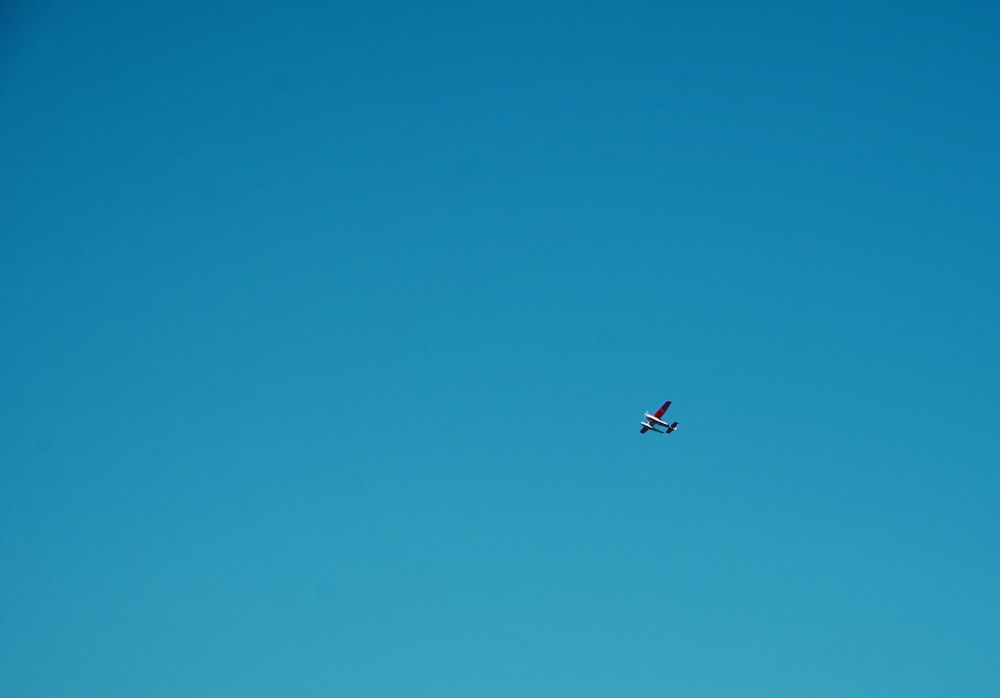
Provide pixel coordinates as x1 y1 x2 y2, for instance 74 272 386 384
3 1 999 695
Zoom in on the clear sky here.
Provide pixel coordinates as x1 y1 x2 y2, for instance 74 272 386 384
2 1 999 695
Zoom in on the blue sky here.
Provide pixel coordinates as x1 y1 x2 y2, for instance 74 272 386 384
2 1 999 695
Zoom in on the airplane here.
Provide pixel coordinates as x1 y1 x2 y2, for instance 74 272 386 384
640 400 679 434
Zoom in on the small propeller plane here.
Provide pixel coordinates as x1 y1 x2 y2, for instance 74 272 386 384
640 400 679 434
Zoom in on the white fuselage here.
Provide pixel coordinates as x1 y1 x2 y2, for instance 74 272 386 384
644 413 670 427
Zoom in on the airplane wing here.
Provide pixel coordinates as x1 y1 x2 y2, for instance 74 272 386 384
652 400 671 419
640 400 672 433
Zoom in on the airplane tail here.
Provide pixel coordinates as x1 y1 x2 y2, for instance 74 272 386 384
666 422 679 433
